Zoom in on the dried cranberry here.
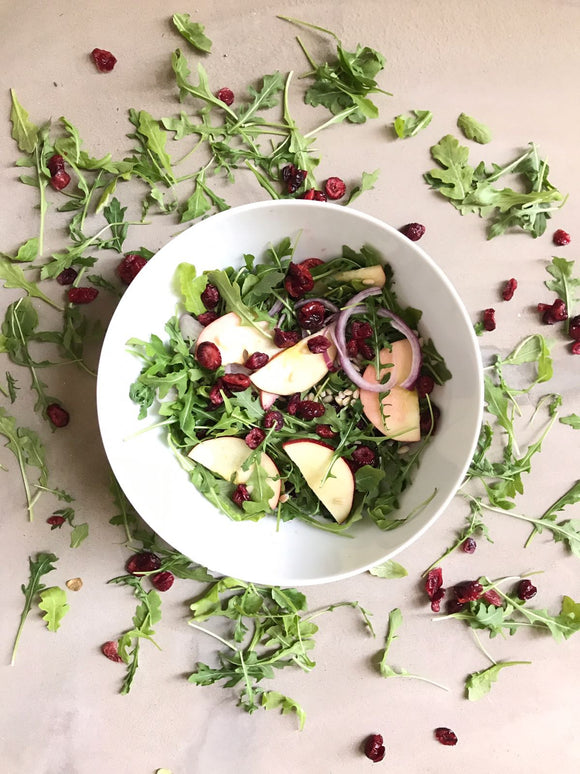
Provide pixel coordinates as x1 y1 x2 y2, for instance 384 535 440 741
572 342 580 355
350 321 373 340
197 311 219 326
430 587 445 613
483 308 496 331
263 410 284 431
286 393 301 415
151 571 175 592
315 424 336 439
302 188 327 201
434 728 457 746
216 87 234 106
346 339 360 358
284 262 314 299
56 267 78 286
245 352 269 370
420 404 441 435
299 258 324 271
446 598 466 614
297 301 326 331
502 278 518 301
569 315 580 341
363 733 386 762
91 48 117 72
47 154 65 176
126 551 161 575
102 640 124 663
68 287 98 304
201 283 220 309
208 380 225 406
461 537 477 554
360 342 376 360
295 400 325 420
47 403 70 428
117 254 147 285
274 327 300 348
352 445 377 468
553 228 571 246
232 483 250 508
50 170 71 190
454 580 483 604
281 164 307 193
307 335 331 354
517 579 537 600
400 222 426 241
221 373 251 391
425 567 443 600
245 427 266 449
196 341 222 371
415 374 435 398
47 514 66 527
482 589 503 606
324 176 346 200
540 298 568 324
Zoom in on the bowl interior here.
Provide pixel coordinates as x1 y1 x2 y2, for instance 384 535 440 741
96 200 483 586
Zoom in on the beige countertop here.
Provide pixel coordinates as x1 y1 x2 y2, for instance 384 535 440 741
1 1 579 772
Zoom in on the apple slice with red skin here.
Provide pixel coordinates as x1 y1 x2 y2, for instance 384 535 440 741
188 436 281 510
196 312 281 366
250 331 337 396
283 439 354 523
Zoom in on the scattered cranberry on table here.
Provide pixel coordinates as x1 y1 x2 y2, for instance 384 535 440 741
216 87 234 106
91 48 117 73
502 277 518 301
482 589 503 606
56 268 78 286
302 188 327 201
68 287 99 304
50 170 71 190
47 514 66 527
483 307 496 331
324 176 346 200
126 552 162 576
117 254 147 285
151 571 175 592
101 640 124 663
538 298 568 324
517 579 537 600
461 537 477 554
47 403 70 428
282 164 307 193
552 228 571 246
434 727 458 746
364 733 386 762
400 222 426 241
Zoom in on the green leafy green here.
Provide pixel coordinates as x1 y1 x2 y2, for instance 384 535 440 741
176 263 208 315
393 110 432 138
100 198 129 253
10 89 39 153
0 257 62 311
11 552 58 664
0 406 49 518
560 414 580 429
2 237 39 263
465 660 530 700
38 586 70 632
172 13 212 53
345 169 380 205
457 113 492 144
544 257 580 333
369 560 408 578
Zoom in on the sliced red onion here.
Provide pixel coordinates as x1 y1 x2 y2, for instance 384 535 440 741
295 297 339 314
179 313 203 343
225 363 251 375
377 309 422 388
269 298 283 317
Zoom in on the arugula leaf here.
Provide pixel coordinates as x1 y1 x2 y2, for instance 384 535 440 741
393 110 432 139
545 257 580 332
2 237 39 263
0 257 62 311
560 414 580 429
425 134 474 200
11 552 58 664
38 586 70 632
70 522 89 548
135 111 175 183
345 169 380 205
176 262 209 315
457 113 492 144
262 690 306 730
205 269 273 333
172 13 212 53
171 51 237 118
180 171 213 222
10 89 39 153
465 660 530 700
100 198 129 253
369 560 408 578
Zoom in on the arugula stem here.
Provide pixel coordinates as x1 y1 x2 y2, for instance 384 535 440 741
35 145 47 258
485 146 533 184
277 15 340 42
295 36 318 70
394 673 449 691
188 622 238 652
245 161 280 199
471 629 497 665
470 496 575 544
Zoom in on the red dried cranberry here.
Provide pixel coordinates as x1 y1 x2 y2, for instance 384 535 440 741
302 188 327 201
425 567 443 600
208 379 226 406
324 176 346 200
352 445 377 468
434 727 457 746
284 262 314 299
216 87 234 106
415 374 435 398
454 581 483 604
197 311 219 327
540 298 568 324
221 373 251 391
201 283 220 309
47 514 66 527
572 342 580 355
117 254 147 285
483 308 496 331
126 551 162 575
245 352 269 370
420 404 441 435
350 321 373 340
307 335 331 354
364 733 386 762
430 587 445 613
281 164 307 193
299 258 324 271
232 483 250 508
102 640 124 663
553 228 571 246
151 571 175 592
517 579 537 600
245 427 266 449
68 287 98 304
359 342 375 360
295 400 325 420
400 222 426 241
91 48 117 72
346 339 360 358
50 170 71 190
274 327 300 348
47 154 65 176
569 315 580 341
263 410 284 431
297 301 326 331
482 589 503 606
56 267 78 286
502 278 518 301
47 403 70 428
446 598 466 614
196 341 222 371
461 537 477 554
315 424 336 439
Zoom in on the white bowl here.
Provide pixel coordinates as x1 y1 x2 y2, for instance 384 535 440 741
97 200 483 586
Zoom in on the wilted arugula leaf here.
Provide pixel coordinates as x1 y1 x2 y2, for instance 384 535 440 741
465 660 530 700
38 586 70 632
345 169 380 205
457 113 492 144
369 560 408 578
172 13 212 53
11 552 58 664
560 414 580 429
393 110 432 139
10 89 39 153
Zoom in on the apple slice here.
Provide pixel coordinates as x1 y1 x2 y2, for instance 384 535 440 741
283 439 354 523
195 312 281 366
188 436 281 510
259 390 278 410
359 340 420 442
332 265 386 288
249 332 337 395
